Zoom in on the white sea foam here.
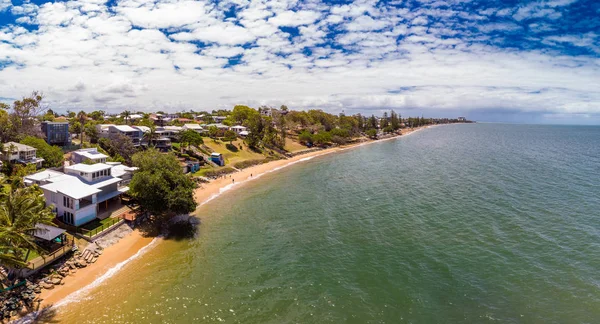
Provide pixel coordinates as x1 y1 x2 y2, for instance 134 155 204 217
53 237 160 308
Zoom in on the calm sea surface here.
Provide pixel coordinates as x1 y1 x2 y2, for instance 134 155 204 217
56 124 600 323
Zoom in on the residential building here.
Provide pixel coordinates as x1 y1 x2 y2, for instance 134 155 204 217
71 148 109 164
182 123 204 133
458 117 467 122
213 116 227 123
230 125 247 134
41 121 71 146
96 124 142 146
156 126 181 139
206 123 230 130
24 162 136 227
1 142 44 168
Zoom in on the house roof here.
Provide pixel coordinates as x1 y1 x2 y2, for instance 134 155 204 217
33 224 66 241
40 175 102 199
239 131 249 136
73 149 108 160
111 125 138 132
110 164 138 178
90 177 122 189
133 126 150 133
230 125 247 129
24 170 64 182
66 163 112 173
206 123 229 129
2 142 36 153
211 152 222 157
183 123 202 129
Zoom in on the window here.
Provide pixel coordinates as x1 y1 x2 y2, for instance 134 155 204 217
63 211 74 225
63 196 73 209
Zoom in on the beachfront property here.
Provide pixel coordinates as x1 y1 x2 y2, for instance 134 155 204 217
182 123 204 133
230 125 247 135
0 142 45 168
24 162 136 226
210 152 224 166
181 160 200 174
70 148 108 164
97 124 143 146
41 121 71 146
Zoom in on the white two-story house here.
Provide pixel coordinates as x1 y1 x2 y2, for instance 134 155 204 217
24 162 135 227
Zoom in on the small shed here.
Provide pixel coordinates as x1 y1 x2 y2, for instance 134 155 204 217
210 152 224 166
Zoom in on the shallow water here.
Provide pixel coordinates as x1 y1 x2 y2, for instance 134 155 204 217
56 124 600 323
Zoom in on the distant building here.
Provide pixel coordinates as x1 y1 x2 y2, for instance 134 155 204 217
1 142 45 168
230 125 247 134
71 148 108 164
41 121 70 146
213 116 227 123
182 123 204 133
458 117 467 122
97 124 142 146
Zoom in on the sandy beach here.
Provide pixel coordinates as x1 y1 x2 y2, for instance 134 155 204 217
39 126 429 309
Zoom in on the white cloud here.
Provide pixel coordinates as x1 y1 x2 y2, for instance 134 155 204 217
268 10 321 27
0 0 598 121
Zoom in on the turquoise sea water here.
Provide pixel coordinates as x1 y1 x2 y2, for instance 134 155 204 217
57 124 600 323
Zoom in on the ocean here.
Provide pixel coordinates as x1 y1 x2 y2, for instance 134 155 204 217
55 124 600 323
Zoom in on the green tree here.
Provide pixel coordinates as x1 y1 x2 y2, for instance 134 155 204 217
0 179 54 270
298 130 313 145
178 130 204 150
20 136 64 168
366 129 378 139
122 110 131 125
207 126 219 138
129 149 196 222
222 130 237 144
70 121 83 143
84 122 99 143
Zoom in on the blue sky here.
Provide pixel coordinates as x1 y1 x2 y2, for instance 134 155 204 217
0 0 599 123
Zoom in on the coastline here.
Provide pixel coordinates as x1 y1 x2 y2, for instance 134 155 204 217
39 125 431 310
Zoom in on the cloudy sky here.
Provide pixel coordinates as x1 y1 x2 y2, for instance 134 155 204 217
0 0 599 123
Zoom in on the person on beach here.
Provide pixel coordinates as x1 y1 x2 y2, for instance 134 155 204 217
232 179 235 183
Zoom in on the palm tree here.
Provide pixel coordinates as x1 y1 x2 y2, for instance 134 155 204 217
122 110 131 125
77 111 88 144
143 125 157 148
0 179 55 272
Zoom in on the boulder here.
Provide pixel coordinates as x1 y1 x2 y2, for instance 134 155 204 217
50 277 62 285
40 282 53 290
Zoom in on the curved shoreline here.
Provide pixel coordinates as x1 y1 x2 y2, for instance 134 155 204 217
39 125 432 310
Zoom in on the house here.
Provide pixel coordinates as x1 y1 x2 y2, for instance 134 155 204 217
1 142 44 168
24 163 134 227
206 123 230 130
181 160 200 174
156 126 181 139
230 125 247 134
458 117 467 122
41 121 71 146
239 130 249 137
182 123 204 133
71 148 108 164
129 114 143 121
97 124 142 146
149 137 172 152
210 152 224 166
213 116 227 123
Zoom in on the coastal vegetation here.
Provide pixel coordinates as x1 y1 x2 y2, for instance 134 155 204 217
128 149 197 233
0 178 54 274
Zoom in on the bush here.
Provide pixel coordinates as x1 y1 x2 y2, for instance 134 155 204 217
204 167 237 178
232 157 278 170
225 143 238 152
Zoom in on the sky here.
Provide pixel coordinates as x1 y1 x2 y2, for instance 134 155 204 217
0 0 599 123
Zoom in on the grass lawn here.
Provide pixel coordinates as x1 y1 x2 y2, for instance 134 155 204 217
172 142 181 150
284 138 308 152
25 249 41 262
203 139 266 166
80 217 119 234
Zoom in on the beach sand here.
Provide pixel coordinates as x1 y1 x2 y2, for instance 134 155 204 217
40 126 429 308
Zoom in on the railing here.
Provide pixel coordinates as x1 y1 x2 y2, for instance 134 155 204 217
79 217 122 238
26 240 74 270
